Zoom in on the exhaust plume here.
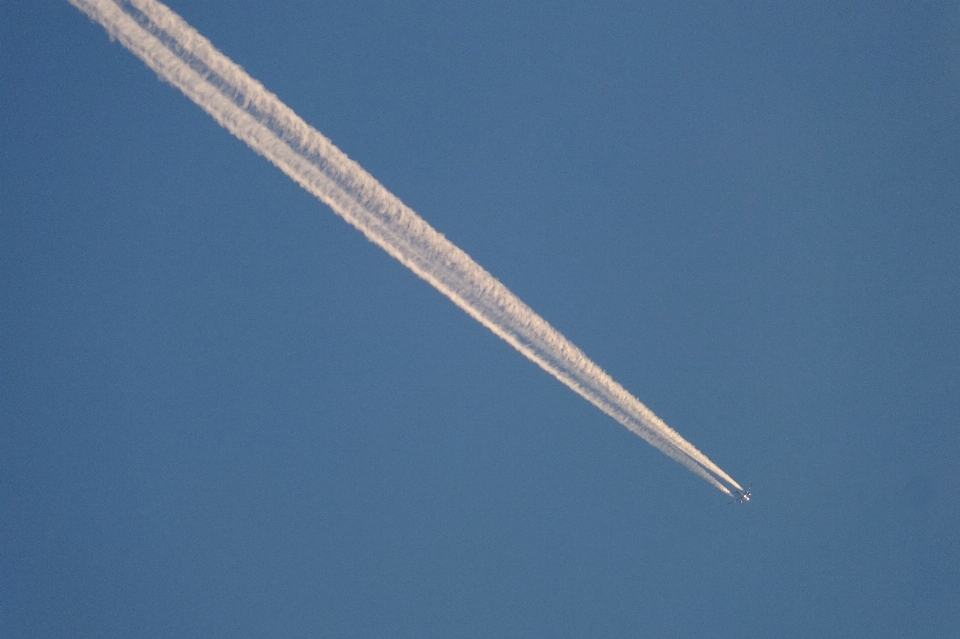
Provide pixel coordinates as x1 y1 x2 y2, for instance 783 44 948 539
68 0 740 494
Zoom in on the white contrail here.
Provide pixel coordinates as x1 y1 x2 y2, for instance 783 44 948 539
68 0 741 494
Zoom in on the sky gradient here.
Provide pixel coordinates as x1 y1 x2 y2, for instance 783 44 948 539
3 2 960 637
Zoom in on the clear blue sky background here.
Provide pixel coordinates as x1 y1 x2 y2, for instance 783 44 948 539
3 1 959 637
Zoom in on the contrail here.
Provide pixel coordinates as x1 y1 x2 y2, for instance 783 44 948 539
68 0 741 495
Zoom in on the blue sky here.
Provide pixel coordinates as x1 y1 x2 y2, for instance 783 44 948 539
3 1 959 637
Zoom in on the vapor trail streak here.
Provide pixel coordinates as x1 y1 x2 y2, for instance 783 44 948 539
69 0 740 494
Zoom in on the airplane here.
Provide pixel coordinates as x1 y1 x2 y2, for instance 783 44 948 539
729 485 752 504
